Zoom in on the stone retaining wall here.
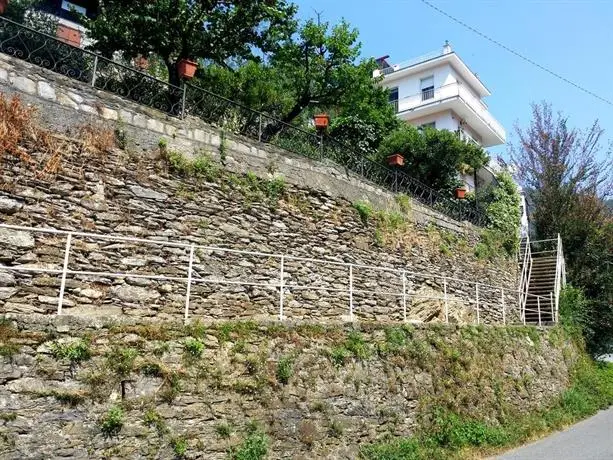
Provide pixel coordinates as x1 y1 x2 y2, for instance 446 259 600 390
0 51 474 234
0 315 578 459
1 138 518 324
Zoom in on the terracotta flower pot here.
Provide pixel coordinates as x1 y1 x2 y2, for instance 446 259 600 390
387 154 405 167
455 187 467 199
314 113 330 129
177 59 198 79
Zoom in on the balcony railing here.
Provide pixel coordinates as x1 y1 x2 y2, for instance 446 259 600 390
421 87 434 101
395 82 506 140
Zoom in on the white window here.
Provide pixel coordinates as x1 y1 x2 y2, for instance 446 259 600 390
420 76 434 101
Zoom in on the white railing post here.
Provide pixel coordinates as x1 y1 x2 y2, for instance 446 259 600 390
475 283 480 325
501 288 506 325
184 244 195 321
550 292 555 323
91 55 98 87
279 255 285 321
349 264 354 321
443 277 449 324
402 270 407 322
537 297 542 327
57 232 72 315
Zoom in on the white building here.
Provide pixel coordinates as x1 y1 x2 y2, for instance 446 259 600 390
375 41 506 192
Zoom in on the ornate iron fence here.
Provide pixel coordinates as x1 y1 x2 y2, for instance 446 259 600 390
0 15 487 226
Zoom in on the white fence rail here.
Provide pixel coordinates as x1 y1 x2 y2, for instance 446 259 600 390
0 224 553 325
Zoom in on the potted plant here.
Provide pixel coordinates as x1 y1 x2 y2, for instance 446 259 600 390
387 153 405 167
313 113 330 130
177 58 198 79
455 186 467 199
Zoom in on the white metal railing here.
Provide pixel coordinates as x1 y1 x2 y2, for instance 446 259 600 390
0 224 553 325
554 233 566 322
518 234 532 323
394 82 506 141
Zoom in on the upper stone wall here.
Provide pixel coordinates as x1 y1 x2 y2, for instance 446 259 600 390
0 52 474 234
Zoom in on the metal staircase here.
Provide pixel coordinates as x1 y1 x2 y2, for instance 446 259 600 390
519 234 566 325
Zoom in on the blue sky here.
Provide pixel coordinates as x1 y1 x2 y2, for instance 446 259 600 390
294 0 613 161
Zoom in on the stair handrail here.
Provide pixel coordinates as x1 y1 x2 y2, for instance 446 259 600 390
519 234 532 323
554 233 566 322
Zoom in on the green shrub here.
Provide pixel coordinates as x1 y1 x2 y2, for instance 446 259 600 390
276 356 293 385
184 338 205 359
395 194 412 213
170 437 188 458
99 406 124 437
50 339 92 364
144 408 167 436
230 428 268 460
353 200 374 225
215 422 232 439
106 347 139 378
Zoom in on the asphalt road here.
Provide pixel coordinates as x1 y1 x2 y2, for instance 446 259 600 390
496 407 613 460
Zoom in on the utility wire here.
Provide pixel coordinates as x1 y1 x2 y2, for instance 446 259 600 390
419 0 613 107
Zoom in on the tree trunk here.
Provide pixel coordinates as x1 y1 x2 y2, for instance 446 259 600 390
261 95 311 141
165 60 183 116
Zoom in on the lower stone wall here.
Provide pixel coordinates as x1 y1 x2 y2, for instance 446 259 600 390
0 315 578 459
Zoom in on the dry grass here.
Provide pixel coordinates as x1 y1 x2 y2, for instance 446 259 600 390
0 95 116 180
76 123 116 155
0 94 66 178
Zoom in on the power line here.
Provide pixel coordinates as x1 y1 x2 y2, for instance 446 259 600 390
419 0 613 107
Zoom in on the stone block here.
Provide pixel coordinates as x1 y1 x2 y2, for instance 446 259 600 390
100 107 118 120
37 81 56 100
193 129 207 142
146 118 165 133
79 104 98 114
133 113 147 128
118 109 134 124
10 75 36 94
0 68 7 82
57 92 78 109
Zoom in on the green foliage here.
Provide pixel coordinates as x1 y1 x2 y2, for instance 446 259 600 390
353 200 374 225
99 406 124 438
144 408 168 436
160 371 182 403
276 355 293 385
183 338 204 359
395 194 412 214
0 343 20 359
230 426 269 460
50 339 92 364
377 124 489 192
0 412 17 422
361 356 613 459
328 419 344 438
170 437 188 458
476 172 522 257
215 422 233 439
106 347 139 378
164 150 221 182
86 0 297 86
330 331 372 366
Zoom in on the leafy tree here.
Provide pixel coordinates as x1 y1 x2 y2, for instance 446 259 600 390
512 101 613 355
86 0 297 87
475 172 521 256
376 124 489 191
260 18 397 141
2 0 58 33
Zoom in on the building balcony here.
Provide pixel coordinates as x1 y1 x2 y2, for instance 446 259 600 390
390 82 506 147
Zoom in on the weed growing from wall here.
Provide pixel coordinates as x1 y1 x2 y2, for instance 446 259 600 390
276 355 293 384
99 406 124 438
